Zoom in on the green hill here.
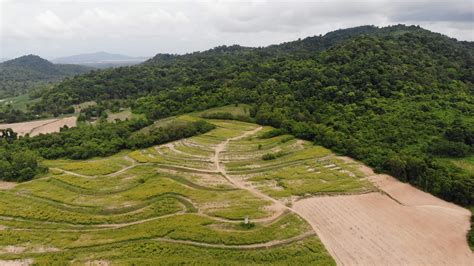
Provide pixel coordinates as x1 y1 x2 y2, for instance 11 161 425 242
0 55 93 98
14 25 474 207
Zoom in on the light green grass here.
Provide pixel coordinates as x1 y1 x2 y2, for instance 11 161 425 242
106 108 145 122
0 117 376 264
193 104 252 118
42 151 133 176
0 94 40 111
20 238 335 265
440 156 474 175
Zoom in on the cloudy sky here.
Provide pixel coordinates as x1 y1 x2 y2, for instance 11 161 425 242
0 0 472 59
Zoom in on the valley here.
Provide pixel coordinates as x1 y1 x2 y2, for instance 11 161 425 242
0 110 471 265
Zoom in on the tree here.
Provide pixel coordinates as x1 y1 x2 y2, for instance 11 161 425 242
385 154 407 180
0 128 17 144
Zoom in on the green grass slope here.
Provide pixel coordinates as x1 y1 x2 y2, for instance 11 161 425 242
0 112 379 264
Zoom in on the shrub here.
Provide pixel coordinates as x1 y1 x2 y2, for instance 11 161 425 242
262 151 285 160
239 222 255 229
279 135 295 143
259 129 286 139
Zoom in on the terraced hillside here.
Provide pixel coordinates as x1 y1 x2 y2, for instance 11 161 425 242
1 111 471 265
0 113 375 265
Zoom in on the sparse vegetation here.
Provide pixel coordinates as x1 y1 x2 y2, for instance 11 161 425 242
0 114 373 263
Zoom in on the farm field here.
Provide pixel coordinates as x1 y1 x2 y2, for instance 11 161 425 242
294 186 473 265
0 114 362 265
0 109 471 265
0 116 77 137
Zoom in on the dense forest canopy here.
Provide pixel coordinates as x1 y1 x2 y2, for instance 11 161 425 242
3 25 474 207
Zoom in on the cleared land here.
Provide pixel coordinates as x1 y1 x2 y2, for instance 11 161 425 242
294 168 473 265
0 107 471 264
0 116 76 137
106 108 140 122
0 181 16 190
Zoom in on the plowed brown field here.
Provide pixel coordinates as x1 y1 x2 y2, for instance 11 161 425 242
0 116 76 137
294 174 473 265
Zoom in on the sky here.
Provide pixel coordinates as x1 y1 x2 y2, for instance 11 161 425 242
0 0 473 59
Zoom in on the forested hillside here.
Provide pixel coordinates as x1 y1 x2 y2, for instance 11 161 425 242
0 55 93 98
11 25 474 206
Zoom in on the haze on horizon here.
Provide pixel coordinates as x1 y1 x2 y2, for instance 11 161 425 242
1 0 473 59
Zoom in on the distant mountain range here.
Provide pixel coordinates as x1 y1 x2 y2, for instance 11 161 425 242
52 52 149 68
0 55 93 98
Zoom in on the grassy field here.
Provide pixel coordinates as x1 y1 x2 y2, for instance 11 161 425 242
106 108 144 122
0 106 374 264
0 94 40 111
439 156 474 176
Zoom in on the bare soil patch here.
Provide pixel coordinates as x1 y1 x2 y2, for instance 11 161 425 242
0 116 77 137
337 156 375 176
1 246 26 254
0 181 17 190
0 259 33 266
294 190 472 265
369 174 468 211
0 119 57 136
29 116 76 136
84 260 110 266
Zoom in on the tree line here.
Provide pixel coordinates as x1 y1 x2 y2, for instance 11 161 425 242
9 25 474 206
0 119 215 181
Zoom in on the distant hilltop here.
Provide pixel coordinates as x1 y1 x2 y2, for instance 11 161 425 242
52 52 149 68
0 54 93 98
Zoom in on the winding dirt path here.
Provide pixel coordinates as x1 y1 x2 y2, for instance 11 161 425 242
213 127 314 225
157 142 211 160
214 127 290 216
0 259 33 266
1 210 291 233
49 164 143 179
50 160 217 179
152 230 315 249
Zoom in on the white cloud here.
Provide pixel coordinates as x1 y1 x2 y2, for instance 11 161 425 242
36 10 65 31
0 0 472 59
